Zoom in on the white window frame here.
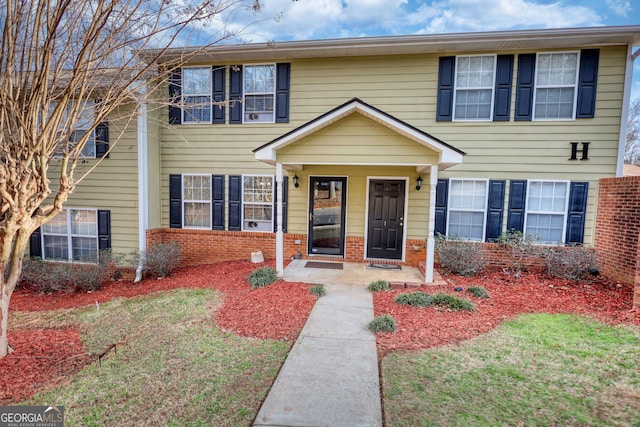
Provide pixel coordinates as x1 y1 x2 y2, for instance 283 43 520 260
453 54 497 122
41 208 99 263
182 174 212 229
532 51 580 121
524 180 570 244
446 178 489 241
243 64 276 124
52 100 96 158
182 66 213 124
242 174 274 232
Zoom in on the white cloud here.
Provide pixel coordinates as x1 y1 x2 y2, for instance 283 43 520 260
195 0 608 44
418 0 602 34
605 0 632 17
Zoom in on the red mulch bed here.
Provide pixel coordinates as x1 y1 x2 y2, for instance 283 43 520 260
1 260 316 403
374 270 640 357
1 262 638 403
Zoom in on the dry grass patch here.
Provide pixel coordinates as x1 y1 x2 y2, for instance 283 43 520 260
22 289 290 426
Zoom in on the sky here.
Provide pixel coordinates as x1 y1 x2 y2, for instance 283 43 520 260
208 0 640 101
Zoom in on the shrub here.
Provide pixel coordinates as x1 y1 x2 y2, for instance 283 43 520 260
435 235 486 276
368 315 396 333
367 280 391 292
309 284 326 297
467 286 491 299
394 292 433 307
497 230 541 278
430 293 476 311
20 250 117 293
137 241 181 278
545 246 599 281
248 267 277 289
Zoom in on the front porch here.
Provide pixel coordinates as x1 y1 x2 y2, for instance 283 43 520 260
254 98 465 283
282 259 448 287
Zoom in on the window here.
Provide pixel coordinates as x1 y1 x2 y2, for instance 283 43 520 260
447 179 488 241
53 100 96 157
525 181 569 243
182 175 211 228
41 209 98 262
243 64 275 123
182 67 212 123
242 175 273 231
454 55 496 120
533 52 579 120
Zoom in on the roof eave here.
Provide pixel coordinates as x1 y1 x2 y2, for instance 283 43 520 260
145 25 640 64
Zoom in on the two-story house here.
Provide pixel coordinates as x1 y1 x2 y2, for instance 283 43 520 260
30 25 640 283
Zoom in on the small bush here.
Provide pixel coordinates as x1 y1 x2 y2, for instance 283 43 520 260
20 250 117 293
545 246 599 281
138 242 181 278
435 236 486 276
497 230 541 278
309 284 326 297
394 292 433 307
248 267 277 289
368 315 397 333
467 286 491 299
367 280 391 292
430 293 476 311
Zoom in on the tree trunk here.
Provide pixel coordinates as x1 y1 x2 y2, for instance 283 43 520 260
0 229 30 358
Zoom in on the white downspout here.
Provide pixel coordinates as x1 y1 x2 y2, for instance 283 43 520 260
616 45 636 177
425 164 438 283
275 162 284 277
135 99 148 282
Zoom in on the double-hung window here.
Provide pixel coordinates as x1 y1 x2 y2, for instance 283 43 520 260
182 67 212 123
533 52 579 120
243 64 275 123
454 55 496 121
182 174 212 228
447 179 488 241
42 208 98 262
525 181 569 243
53 100 96 157
242 175 273 231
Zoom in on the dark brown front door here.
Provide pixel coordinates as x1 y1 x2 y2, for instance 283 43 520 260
367 179 405 260
308 177 347 256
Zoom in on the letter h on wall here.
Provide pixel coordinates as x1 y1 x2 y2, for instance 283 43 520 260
569 142 590 160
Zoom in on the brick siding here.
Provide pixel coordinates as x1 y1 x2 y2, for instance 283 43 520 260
594 176 640 308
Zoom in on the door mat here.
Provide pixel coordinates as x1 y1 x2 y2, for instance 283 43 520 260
305 261 344 270
367 263 402 271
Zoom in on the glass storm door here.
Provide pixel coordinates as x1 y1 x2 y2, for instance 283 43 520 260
308 177 347 256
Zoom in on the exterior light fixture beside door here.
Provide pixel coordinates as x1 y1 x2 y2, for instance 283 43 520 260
416 175 423 191
293 174 299 188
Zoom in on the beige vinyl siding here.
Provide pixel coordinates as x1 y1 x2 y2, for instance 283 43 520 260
277 114 439 165
157 45 626 246
48 104 139 256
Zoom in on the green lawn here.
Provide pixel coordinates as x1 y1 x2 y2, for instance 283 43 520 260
382 313 640 427
20 289 290 426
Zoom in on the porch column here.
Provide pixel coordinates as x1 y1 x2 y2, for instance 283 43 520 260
275 162 285 277
425 165 438 283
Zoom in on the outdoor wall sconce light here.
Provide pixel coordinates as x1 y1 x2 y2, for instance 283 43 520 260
415 175 423 191
293 174 299 188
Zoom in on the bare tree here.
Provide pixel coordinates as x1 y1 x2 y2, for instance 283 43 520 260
0 0 263 358
625 98 640 164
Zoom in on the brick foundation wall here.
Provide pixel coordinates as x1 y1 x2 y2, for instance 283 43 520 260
146 228 428 268
594 176 640 308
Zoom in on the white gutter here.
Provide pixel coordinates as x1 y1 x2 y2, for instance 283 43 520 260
135 96 148 282
617 45 635 177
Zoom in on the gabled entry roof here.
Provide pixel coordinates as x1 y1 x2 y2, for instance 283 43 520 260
253 98 465 171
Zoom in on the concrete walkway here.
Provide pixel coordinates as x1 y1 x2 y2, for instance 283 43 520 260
253 260 434 427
